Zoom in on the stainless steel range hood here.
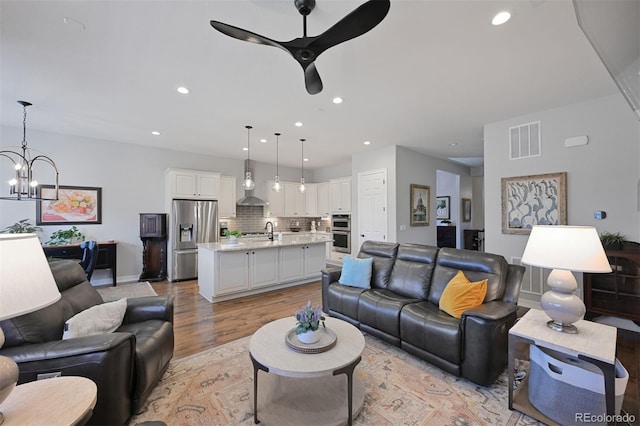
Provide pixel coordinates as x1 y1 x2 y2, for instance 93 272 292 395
237 160 267 206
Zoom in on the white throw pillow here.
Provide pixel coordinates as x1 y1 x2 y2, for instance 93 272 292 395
63 298 127 339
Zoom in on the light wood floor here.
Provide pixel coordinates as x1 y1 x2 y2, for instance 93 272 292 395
150 279 322 359
150 279 639 419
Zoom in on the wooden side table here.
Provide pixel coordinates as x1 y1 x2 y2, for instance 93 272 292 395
508 309 617 425
0 376 97 425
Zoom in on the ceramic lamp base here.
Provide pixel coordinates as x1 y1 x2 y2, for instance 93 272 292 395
546 320 579 334
541 269 585 333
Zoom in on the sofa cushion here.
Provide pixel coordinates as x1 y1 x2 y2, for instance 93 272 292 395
358 289 418 340
63 298 127 339
339 256 373 288
358 241 399 289
428 248 509 305
400 301 463 364
327 283 367 321
388 244 438 299
439 271 487 319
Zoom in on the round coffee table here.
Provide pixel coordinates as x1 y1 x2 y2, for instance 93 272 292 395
249 316 366 425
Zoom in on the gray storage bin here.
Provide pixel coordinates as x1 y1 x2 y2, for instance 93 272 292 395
528 345 628 426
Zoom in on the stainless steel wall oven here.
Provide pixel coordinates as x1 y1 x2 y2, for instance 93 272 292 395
331 214 351 253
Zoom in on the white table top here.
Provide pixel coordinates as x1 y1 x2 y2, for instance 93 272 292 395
250 317 365 378
0 376 97 425
510 309 617 364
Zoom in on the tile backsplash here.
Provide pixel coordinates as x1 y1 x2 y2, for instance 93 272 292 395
224 206 331 233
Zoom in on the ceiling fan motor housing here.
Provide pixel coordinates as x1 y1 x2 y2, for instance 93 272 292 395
294 0 316 16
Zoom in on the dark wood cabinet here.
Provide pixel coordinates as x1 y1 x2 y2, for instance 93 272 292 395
584 242 640 323
464 229 480 251
139 213 167 282
44 241 118 286
437 226 456 248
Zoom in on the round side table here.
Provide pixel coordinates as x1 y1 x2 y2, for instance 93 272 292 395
0 376 97 425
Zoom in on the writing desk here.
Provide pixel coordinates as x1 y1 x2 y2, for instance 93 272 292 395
43 241 117 286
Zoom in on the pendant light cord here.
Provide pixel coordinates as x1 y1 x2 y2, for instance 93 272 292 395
245 125 252 161
300 138 305 180
275 133 280 176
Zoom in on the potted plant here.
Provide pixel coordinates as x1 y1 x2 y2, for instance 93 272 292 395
45 226 85 246
600 232 625 250
1 218 43 234
223 229 242 244
294 301 325 344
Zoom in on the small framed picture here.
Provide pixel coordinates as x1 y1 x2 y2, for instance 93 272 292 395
36 185 102 225
410 184 430 226
436 196 450 220
462 198 471 222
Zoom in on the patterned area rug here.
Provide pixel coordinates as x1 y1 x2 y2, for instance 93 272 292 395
129 334 540 425
96 281 157 302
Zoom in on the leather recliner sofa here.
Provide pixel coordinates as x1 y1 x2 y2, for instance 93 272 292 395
0 260 174 425
321 241 524 386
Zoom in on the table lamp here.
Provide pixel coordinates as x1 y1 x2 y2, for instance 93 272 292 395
521 225 611 333
0 233 61 424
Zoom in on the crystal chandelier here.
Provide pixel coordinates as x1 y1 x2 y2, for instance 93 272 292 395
0 101 59 201
243 125 255 190
272 132 282 192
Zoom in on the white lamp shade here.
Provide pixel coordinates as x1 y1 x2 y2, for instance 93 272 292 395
521 225 612 273
0 233 61 320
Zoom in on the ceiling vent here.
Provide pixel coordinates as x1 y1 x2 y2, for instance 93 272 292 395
509 121 541 160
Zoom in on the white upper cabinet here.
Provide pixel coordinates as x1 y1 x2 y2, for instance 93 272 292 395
166 169 220 200
316 182 331 217
304 183 317 217
265 180 285 217
330 177 351 213
284 182 306 217
219 176 236 218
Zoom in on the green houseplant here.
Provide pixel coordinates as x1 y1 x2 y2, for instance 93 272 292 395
600 232 625 250
45 226 85 246
1 218 42 234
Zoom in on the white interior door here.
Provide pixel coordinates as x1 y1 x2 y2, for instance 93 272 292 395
357 169 388 249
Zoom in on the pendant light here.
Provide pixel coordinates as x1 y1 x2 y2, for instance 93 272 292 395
243 125 255 190
0 101 59 201
298 138 306 193
272 132 282 192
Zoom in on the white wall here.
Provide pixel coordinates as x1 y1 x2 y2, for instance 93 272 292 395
0 126 311 284
484 93 640 304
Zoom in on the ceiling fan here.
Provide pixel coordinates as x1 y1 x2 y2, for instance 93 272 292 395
210 0 391 95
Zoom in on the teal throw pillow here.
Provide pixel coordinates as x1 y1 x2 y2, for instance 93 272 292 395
338 256 373 289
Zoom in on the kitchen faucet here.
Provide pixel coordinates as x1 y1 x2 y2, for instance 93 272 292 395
265 221 274 241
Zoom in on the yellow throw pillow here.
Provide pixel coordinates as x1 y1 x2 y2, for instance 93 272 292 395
439 270 488 319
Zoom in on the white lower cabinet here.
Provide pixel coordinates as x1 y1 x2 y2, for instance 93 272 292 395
216 248 279 295
304 243 326 278
250 247 280 289
280 246 305 282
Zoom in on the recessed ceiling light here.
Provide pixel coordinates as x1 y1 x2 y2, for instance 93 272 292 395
295 122 303 127
177 86 190 94
151 131 160 136
449 142 459 146
333 97 343 104
304 158 309 162
243 147 248 151
492 11 511 26
260 138 267 143
363 141 371 145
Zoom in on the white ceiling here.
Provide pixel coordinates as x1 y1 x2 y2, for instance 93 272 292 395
0 0 618 170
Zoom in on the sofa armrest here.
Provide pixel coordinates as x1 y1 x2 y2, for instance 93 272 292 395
321 267 342 312
460 301 518 386
462 300 518 321
0 332 135 364
122 295 175 324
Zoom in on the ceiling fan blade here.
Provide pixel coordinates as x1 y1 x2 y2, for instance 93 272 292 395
210 20 285 51
308 0 390 55
303 62 323 95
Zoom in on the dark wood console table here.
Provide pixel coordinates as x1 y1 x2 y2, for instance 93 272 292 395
43 241 118 286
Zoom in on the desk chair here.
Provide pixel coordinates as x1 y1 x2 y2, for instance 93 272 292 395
79 240 98 280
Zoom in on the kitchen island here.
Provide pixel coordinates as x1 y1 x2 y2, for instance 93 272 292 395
198 233 332 302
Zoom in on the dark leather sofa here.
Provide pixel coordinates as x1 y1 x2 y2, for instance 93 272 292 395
321 241 524 386
0 260 174 425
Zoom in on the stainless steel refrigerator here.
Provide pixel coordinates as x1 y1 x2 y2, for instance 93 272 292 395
170 199 218 281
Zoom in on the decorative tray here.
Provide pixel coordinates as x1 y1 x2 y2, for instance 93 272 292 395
285 328 337 354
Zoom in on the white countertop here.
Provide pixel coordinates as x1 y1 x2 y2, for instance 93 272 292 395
199 232 332 252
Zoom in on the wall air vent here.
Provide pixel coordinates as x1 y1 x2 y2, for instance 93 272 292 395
509 121 541 160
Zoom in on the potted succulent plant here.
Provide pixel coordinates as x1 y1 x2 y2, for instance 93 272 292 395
600 231 625 251
294 301 325 344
